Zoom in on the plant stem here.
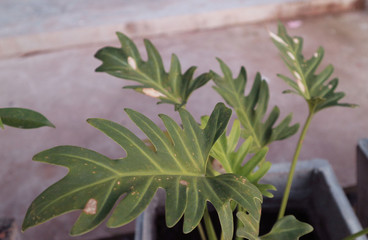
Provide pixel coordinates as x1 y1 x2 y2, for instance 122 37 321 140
204 206 217 240
277 109 314 220
198 222 207 240
343 227 368 240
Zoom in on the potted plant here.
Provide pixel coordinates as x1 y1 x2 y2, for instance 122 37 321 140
20 23 366 240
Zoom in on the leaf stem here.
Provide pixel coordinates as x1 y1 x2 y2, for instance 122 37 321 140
204 206 217 240
278 108 314 219
343 227 368 240
198 222 207 240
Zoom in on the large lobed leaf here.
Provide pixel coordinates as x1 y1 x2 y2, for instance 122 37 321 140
0 107 54 129
211 59 299 152
22 103 262 240
95 32 211 110
270 22 357 112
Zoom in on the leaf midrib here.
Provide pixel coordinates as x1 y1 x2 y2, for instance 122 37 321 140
35 173 208 215
221 76 262 149
57 153 122 175
49 152 203 176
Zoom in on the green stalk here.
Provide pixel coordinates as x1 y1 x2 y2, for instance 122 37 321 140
204 206 217 240
277 108 315 219
198 223 207 240
343 227 368 240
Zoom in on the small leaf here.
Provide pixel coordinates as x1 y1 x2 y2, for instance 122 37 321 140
236 201 261 240
259 215 313 240
0 108 54 129
271 22 356 112
236 215 313 240
95 33 210 110
168 54 182 97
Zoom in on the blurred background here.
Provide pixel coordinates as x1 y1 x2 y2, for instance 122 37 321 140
0 0 367 239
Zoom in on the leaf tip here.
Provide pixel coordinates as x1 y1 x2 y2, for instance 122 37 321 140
86 118 97 125
46 120 56 128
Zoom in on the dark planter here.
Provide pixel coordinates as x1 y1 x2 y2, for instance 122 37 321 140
357 138 368 228
134 159 366 240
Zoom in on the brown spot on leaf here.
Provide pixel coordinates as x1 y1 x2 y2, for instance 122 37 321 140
212 159 225 173
180 180 189 186
83 198 97 215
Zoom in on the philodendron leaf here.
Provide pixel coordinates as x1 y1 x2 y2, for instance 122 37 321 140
95 32 211 110
237 214 313 240
211 59 299 152
0 108 54 129
201 118 276 197
260 215 313 240
22 103 262 240
270 22 357 112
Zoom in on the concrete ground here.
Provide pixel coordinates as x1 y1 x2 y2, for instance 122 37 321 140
0 2 367 239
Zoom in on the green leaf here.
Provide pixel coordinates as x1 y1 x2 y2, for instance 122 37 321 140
260 215 313 240
95 32 211 110
0 108 54 129
237 214 313 240
211 59 299 151
271 22 357 112
22 103 262 240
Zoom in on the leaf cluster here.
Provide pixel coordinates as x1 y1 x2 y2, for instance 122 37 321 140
21 23 355 240
201 118 276 198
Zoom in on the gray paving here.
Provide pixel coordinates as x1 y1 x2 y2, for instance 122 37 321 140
0 0 361 58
